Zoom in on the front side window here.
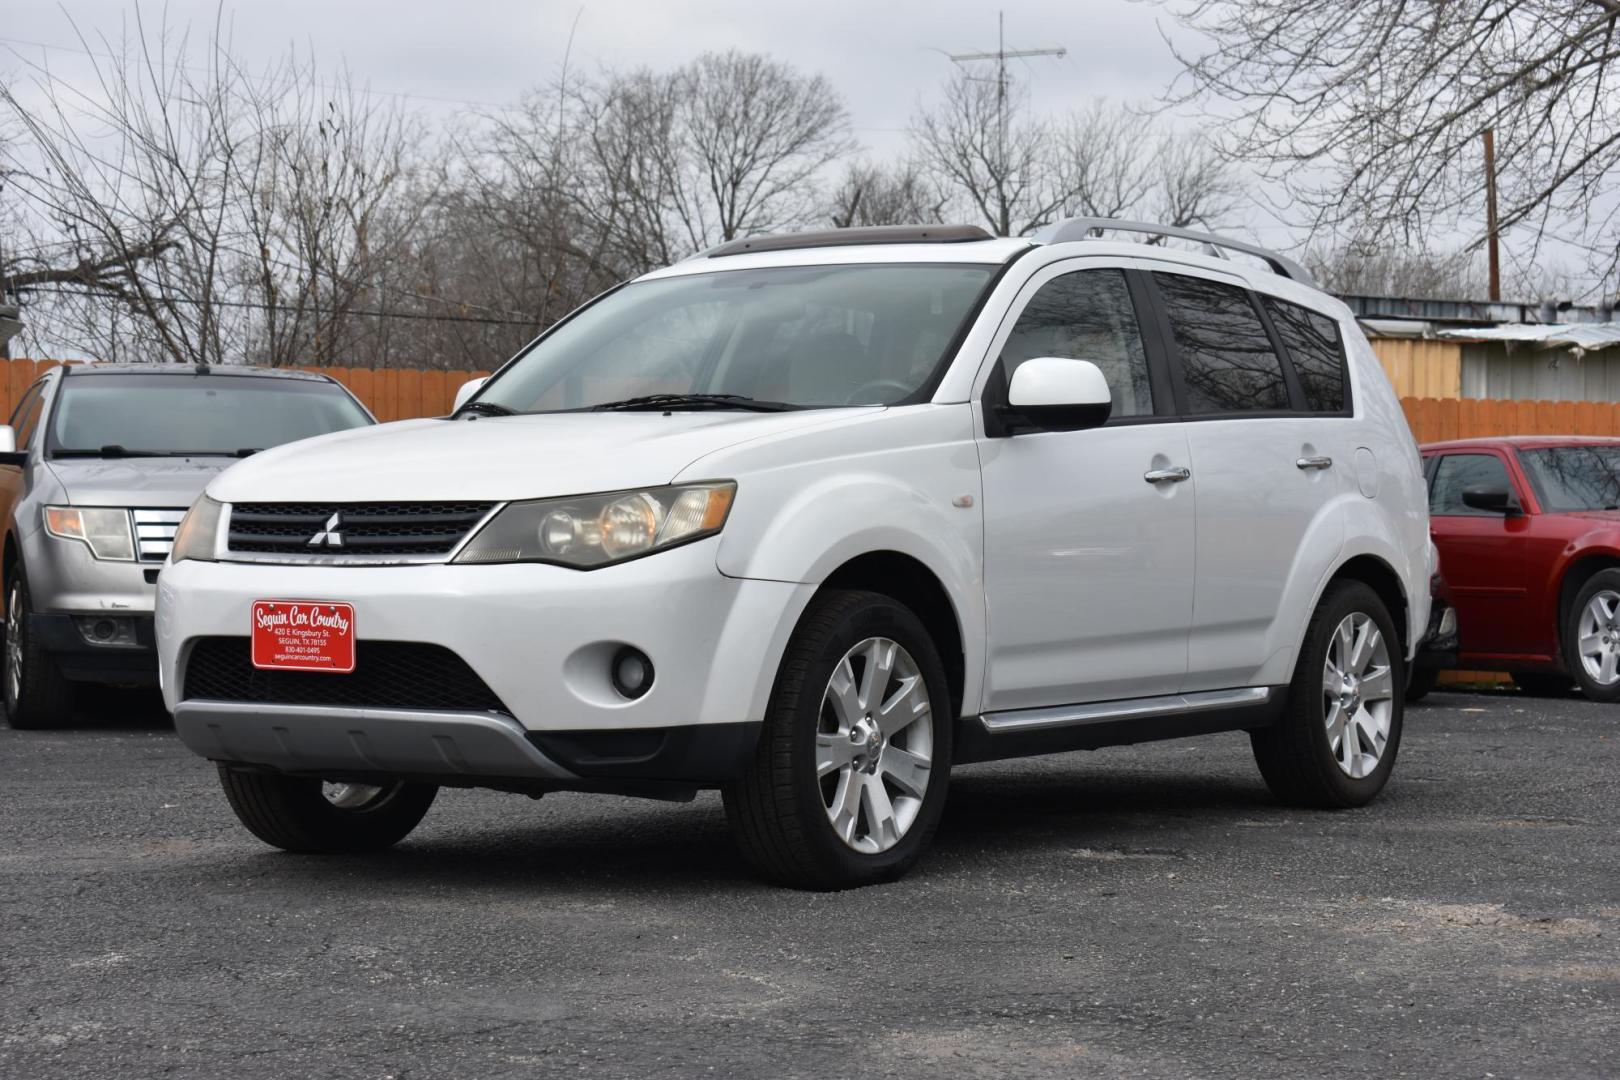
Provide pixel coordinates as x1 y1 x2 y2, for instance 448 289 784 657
1429 453 1515 515
1518 445 1620 512
476 264 997 413
1264 297 1348 412
999 268 1154 418
1155 273 1290 414
48 375 373 457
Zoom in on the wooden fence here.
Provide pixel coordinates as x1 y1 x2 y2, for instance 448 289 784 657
7 358 1620 444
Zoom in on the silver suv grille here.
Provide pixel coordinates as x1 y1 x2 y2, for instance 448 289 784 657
132 508 187 562
226 502 496 561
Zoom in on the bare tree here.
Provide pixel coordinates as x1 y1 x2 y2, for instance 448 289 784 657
1156 0 1620 291
913 70 1071 237
915 74 1238 237
826 160 947 227
1304 242 1487 300
670 51 853 248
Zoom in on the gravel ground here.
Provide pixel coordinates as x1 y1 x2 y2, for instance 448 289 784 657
1 688 1616 1079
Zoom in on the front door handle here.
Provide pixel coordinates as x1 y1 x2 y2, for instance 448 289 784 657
1296 455 1333 471
1143 465 1192 484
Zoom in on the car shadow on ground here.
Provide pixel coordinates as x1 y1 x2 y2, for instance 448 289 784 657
243 765 1297 897
67 685 172 729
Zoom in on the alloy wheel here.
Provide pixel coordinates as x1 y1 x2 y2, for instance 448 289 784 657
1322 612 1395 779
322 782 389 810
816 636 933 854
1576 589 1620 686
5 580 23 709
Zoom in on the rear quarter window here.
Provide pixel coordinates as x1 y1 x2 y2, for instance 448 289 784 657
1263 297 1349 413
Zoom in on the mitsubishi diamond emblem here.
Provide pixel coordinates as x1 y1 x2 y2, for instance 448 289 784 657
308 511 344 547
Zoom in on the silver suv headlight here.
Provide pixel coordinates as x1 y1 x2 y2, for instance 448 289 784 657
454 482 736 568
44 506 135 561
170 495 224 564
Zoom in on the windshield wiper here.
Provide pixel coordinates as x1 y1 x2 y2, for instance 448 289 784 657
459 400 517 417
590 393 801 413
52 446 238 459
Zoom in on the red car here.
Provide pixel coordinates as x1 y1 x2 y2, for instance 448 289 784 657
1422 436 1620 700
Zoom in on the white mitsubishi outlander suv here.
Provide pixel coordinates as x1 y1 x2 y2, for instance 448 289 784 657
157 219 1430 889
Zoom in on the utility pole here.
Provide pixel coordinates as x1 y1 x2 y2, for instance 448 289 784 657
948 11 1065 235
1483 128 1501 302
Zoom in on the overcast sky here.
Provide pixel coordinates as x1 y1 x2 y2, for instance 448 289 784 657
2 1 1192 122
4 1 1598 292
2 1 1201 160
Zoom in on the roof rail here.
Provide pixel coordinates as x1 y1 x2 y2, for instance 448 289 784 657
699 224 994 259
1032 217 1315 287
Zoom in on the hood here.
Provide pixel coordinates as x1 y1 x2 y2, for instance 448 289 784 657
48 456 233 508
207 410 866 503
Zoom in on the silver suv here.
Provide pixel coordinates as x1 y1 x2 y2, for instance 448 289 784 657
0 364 373 727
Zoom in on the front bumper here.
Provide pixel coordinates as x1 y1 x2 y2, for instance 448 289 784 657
31 613 158 684
157 538 812 778
1414 600 1459 670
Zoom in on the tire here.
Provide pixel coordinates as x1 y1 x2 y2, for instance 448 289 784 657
1251 581 1404 808
1511 672 1574 698
1404 666 1439 703
1562 569 1620 703
723 589 952 890
217 766 437 853
2 567 77 730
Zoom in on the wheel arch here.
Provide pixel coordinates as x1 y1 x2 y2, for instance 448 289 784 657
813 550 967 720
1328 553 1411 659
1554 549 1620 663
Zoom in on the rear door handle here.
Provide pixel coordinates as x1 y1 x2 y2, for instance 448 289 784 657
1296 455 1333 471
1143 465 1192 484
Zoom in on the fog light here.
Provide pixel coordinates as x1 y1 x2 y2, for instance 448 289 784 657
74 615 138 648
610 646 654 700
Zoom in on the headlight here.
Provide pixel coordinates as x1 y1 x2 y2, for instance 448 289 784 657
170 495 224 564
454 482 736 568
44 506 135 561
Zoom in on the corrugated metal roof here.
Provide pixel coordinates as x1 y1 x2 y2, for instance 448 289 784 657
1431 323 1620 354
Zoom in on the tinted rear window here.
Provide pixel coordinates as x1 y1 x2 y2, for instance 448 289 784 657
49 374 372 456
1264 297 1347 412
1154 273 1290 414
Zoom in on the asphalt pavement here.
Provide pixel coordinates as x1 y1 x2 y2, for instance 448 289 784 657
1 688 1616 1079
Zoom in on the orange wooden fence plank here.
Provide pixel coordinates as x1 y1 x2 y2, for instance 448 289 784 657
347 368 376 416
421 370 447 417
1437 397 1459 442
397 369 423 423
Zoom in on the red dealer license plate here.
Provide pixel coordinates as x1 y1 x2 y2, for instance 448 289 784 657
250 600 356 674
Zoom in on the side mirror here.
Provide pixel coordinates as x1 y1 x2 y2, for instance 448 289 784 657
1001 357 1113 433
0 424 24 467
1462 485 1520 515
452 376 488 413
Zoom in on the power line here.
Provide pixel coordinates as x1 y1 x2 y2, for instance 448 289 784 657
16 283 541 327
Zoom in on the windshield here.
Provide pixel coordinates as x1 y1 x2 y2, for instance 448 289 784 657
473 263 997 413
1518 445 1620 511
47 374 372 457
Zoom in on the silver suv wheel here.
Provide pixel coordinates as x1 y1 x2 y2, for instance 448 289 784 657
816 636 933 854
1575 588 1620 686
1323 612 1395 779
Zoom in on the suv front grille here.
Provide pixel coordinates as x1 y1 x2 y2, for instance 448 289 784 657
182 637 510 714
132 508 187 561
227 501 494 559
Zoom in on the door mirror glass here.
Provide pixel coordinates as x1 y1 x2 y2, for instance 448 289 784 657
1003 357 1113 433
0 424 15 454
1461 485 1519 515
452 376 488 413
